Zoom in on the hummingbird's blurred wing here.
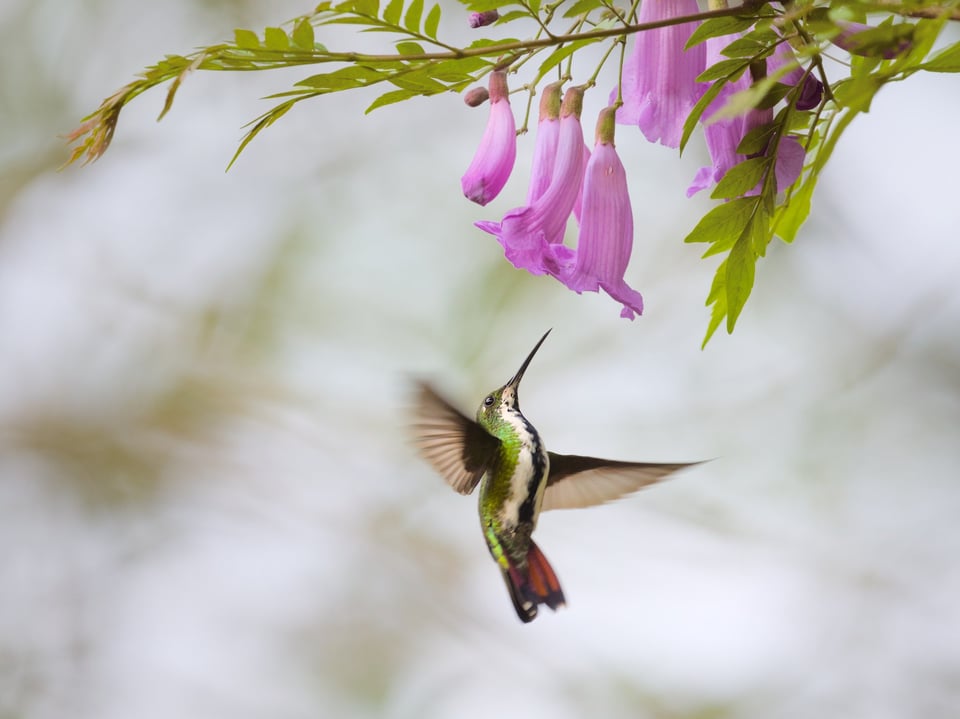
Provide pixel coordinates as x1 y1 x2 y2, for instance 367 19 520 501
412 382 500 495
541 454 700 511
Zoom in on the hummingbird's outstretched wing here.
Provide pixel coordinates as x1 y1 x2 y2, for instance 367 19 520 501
412 382 500 495
542 454 701 511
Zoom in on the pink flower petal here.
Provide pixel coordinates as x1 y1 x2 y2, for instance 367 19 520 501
613 0 705 148
561 132 643 319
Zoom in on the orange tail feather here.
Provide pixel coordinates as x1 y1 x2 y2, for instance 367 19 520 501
502 540 566 623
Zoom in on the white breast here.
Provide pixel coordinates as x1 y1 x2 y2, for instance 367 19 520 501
499 407 549 529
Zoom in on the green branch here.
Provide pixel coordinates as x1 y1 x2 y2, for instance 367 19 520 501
64 2 774 166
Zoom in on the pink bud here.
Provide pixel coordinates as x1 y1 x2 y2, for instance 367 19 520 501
468 10 499 29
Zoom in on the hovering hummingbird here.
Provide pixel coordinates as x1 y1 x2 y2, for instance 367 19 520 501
412 330 699 623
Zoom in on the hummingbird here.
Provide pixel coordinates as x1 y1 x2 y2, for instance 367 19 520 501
412 330 699 623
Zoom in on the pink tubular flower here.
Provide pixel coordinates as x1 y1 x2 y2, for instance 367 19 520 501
475 88 585 276
525 83 563 205
687 37 808 198
562 108 644 320
687 33 754 197
613 0 706 148
461 71 516 206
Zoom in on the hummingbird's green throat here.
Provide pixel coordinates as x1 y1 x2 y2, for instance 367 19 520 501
413 331 700 623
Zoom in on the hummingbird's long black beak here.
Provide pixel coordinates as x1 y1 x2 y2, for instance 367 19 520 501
506 329 551 389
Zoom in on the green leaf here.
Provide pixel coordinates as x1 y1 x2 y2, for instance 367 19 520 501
679 78 725 153
388 71 445 92
711 157 768 200
404 0 424 32
684 196 756 251
292 19 315 49
838 23 915 59
468 37 521 50
725 210 768 332
705 258 726 305
228 99 294 171
725 235 755 332
234 28 260 49
921 41 960 73
751 198 773 255
424 3 441 38
686 15 760 49
697 58 749 83
264 27 290 51
431 56 491 77
297 65 383 89
849 51 883 78
535 39 597 82
773 177 815 244
321 14 384 26
366 87 417 112
383 0 403 25
720 36 767 59
462 0 505 10
736 122 776 155
745 25 780 46
497 10 529 24
396 40 424 55
349 0 380 17
702 259 728 348
710 75 788 122
427 64 472 83
831 76 880 112
563 0 604 18
901 12 952 72
754 81 791 110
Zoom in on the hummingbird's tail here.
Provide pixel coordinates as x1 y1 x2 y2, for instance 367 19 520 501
501 540 566 623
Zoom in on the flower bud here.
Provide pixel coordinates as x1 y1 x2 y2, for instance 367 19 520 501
468 10 499 29
464 86 490 107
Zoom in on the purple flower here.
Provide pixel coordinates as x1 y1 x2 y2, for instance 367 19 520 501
475 88 585 276
687 34 754 197
468 10 499 28
687 37 809 198
461 71 516 206
831 21 913 59
561 108 644 320
773 42 823 111
793 73 824 111
613 0 706 148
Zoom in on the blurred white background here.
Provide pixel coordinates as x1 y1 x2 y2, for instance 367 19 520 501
2 2 959 718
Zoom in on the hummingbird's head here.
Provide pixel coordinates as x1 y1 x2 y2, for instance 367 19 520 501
476 330 550 427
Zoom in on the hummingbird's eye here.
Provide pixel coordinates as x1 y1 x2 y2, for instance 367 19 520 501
483 395 494 407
